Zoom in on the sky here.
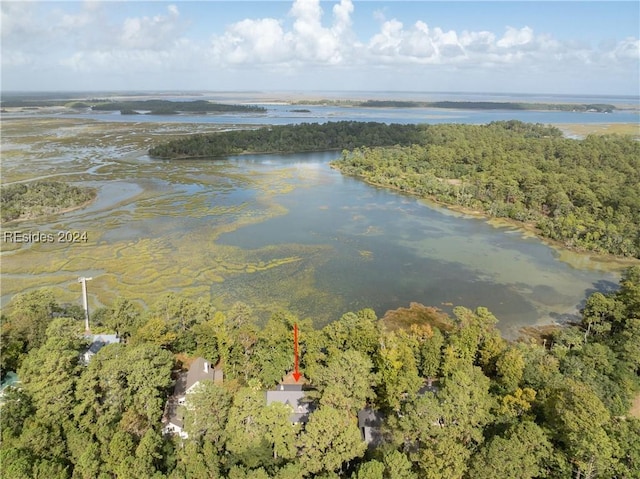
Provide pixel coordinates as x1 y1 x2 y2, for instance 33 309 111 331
1 1 639 95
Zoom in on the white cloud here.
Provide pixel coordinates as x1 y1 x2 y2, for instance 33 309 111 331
211 0 356 67
212 18 291 64
496 26 534 48
611 37 640 61
119 5 183 50
1 0 637 93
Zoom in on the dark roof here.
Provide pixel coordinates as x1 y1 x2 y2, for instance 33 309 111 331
417 383 439 396
184 357 215 393
358 408 385 428
86 334 119 354
165 399 184 428
358 408 387 446
266 387 314 423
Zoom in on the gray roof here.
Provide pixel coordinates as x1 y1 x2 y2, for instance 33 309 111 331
165 400 184 429
184 357 215 394
165 358 219 433
86 334 119 354
357 408 386 446
357 408 385 428
266 385 313 423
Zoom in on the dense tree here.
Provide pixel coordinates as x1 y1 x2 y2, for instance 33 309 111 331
149 122 424 159
298 406 366 477
104 297 142 339
1 180 96 222
223 387 276 469
467 421 552 479
544 379 615 478
1 289 59 364
495 346 525 392
332 123 640 258
311 349 375 413
183 381 233 448
417 326 444 382
375 331 422 412
2 266 639 479
18 318 85 419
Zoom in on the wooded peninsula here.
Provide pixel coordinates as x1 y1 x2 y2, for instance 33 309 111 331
148 120 640 258
1 181 96 223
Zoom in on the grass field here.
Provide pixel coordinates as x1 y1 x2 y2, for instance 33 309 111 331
559 122 640 139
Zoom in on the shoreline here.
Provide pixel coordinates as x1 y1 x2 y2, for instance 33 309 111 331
2 192 97 225
330 164 639 271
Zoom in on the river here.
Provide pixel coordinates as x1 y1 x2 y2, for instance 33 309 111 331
1 97 634 336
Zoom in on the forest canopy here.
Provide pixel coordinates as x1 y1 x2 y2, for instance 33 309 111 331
148 121 424 158
1 181 96 222
90 99 266 115
332 121 640 258
1 266 639 478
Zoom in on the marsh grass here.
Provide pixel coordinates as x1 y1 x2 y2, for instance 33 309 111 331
1 117 346 321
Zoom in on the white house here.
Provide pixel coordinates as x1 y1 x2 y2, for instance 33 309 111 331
163 357 223 438
82 334 119 364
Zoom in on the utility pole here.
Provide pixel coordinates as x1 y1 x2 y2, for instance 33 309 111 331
78 276 93 333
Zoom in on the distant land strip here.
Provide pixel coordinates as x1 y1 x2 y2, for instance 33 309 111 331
296 99 619 112
0 99 266 115
0 96 624 114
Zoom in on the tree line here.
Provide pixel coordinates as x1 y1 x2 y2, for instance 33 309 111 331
91 100 266 115
1 181 96 223
1 266 639 478
357 101 616 112
332 121 640 258
148 121 424 159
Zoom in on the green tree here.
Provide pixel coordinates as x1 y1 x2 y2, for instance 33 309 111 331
298 406 366 476
224 387 272 469
375 332 422 411
183 381 232 448
0 387 34 446
250 312 298 386
352 460 384 479
418 326 444 382
312 349 375 413
6 289 59 352
382 450 416 479
169 441 221 479
413 433 470 479
467 421 552 479
545 379 615 478
321 310 380 359
495 347 525 392
105 297 141 339
18 318 84 419
103 430 136 478
130 429 164 479
132 317 178 349
259 401 299 463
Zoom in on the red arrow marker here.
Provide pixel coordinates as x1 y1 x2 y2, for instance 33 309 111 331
293 323 301 382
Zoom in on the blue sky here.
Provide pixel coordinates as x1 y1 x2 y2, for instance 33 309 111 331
2 1 638 95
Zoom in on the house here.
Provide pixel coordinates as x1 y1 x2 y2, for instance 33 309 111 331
265 372 314 424
82 334 119 363
358 380 440 446
163 357 223 438
357 408 386 447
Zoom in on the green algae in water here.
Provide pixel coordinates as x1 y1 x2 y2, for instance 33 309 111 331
1 118 629 336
